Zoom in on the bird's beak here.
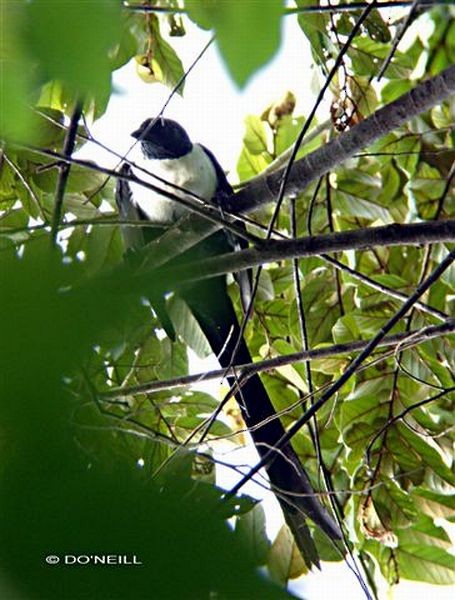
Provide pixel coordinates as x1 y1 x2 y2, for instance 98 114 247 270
131 128 142 139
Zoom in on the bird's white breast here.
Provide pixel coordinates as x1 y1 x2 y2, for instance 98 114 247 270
129 144 217 225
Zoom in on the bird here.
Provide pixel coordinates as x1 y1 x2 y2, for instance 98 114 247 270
115 116 342 567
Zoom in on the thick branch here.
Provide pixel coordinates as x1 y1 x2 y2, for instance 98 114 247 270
232 64 455 213
144 220 455 286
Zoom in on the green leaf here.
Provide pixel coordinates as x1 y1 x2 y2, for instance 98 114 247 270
373 479 418 529
243 115 271 156
236 503 270 566
109 16 139 71
0 154 18 201
0 208 29 242
138 15 185 94
190 0 283 87
257 269 275 301
271 339 308 393
350 37 415 80
396 544 455 585
332 314 361 344
295 0 333 69
260 372 301 426
412 489 455 520
237 146 272 180
341 378 390 431
343 421 380 476
268 525 308 583
185 0 213 30
274 116 305 157
23 0 121 98
168 295 211 358
395 423 455 487
178 391 219 415
36 80 68 112
363 8 392 43
398 516 452 550
381 79 413 104
377 164 401 206
29 107 66 147
0 0 34 139
32 163 105 197
394 135 421 178
334 190 392 224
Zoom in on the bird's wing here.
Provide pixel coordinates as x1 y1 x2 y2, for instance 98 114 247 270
115 163 176 340
115 163 146 252
198 144 233 198
199 144 252 312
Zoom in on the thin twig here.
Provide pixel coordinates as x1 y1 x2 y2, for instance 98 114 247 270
376 0 421 81
123 1 443 16
101 320 455 398
2 153 45 220
365 386 455 468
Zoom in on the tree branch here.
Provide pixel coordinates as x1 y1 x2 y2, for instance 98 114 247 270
50 100 83 246
123 1 446 16
232 64 455 213
144 220 455 286
134 64 455 272
101 320 455 398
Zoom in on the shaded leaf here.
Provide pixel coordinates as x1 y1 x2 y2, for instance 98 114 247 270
236 502 270 566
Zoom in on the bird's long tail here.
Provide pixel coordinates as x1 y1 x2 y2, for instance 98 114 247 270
181 271 342 568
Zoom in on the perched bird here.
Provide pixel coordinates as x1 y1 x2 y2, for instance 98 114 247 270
116 117 342 567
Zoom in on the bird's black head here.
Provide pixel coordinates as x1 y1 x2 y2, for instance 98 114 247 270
131 117 193 160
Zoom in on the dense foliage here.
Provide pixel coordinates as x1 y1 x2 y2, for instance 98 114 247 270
1 1 454 598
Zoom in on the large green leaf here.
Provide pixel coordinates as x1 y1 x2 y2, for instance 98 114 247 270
0 0 34 139
395 543 455 585
187 0 283 87
23 0 121 98
135 14 185 94
235 502 271 566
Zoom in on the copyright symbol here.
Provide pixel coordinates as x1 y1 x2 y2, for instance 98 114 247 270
45 555 60 565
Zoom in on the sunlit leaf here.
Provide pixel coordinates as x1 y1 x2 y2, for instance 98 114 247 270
268 525 308 583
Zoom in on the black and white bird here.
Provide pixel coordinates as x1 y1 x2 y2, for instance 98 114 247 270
116 117 342 567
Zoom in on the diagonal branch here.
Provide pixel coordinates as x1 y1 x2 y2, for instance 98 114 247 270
50 100 83 246
233 64 455 213
101 320 455 398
